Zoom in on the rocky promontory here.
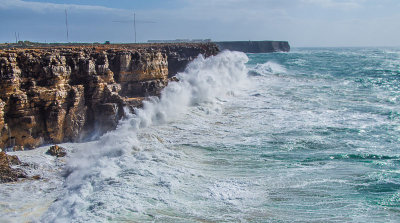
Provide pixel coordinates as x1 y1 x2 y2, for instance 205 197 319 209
215 41 290 53
0 43 219 150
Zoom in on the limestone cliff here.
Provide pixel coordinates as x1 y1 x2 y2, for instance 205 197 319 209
0 43 218 149
215 41 290 53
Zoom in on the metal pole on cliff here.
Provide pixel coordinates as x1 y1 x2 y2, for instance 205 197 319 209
112 14 154 43
134 12 137 43
65 9 69 42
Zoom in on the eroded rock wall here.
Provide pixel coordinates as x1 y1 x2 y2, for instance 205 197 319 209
0 44 218 149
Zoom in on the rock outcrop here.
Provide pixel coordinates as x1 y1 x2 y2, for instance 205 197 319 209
46 145 67 157
0 151 27 183
0 43 218 149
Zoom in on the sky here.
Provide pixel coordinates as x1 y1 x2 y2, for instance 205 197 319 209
0 0 399 47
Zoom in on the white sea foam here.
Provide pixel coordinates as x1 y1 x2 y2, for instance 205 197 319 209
4 48 399 222
40 50 249 222
249 61 287 76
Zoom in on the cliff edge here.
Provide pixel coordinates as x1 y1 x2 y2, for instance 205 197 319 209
0 43 218 149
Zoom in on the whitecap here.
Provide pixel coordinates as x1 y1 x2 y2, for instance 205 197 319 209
249 61 287 76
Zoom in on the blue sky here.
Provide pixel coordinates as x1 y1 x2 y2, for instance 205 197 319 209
0 0 399 47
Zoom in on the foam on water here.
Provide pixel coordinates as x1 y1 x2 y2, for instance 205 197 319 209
2 47 400 222
39 50 249 222
0 146 63 222
248 61 287 76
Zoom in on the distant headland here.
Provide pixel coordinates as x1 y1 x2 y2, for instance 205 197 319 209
215 41 290 53
147 39 291 53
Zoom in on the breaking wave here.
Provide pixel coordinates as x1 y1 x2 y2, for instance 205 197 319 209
41 51 249 222
248 61 287 76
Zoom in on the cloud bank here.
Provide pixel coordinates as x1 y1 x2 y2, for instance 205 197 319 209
0 0 399 47
0 0 125 13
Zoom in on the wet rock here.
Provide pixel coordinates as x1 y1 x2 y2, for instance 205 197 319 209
31 175 41 180
46 145 67 157
0 151 27 183
12 145 24 151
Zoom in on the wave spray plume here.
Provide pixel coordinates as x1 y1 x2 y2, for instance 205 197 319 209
41 50 249 222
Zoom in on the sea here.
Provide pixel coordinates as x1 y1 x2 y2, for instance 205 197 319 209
1 47 400 222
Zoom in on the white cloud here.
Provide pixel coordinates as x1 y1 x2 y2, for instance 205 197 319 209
0 0 398 46
0 0 126 13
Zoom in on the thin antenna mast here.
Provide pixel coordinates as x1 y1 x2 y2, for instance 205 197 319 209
15 32 17 43
112 14 155 43
65 9 69 42
134 12 136 43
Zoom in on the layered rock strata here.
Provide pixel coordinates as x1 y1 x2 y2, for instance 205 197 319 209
0 43 218 149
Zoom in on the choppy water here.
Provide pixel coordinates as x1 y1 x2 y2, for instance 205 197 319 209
1 48 400 222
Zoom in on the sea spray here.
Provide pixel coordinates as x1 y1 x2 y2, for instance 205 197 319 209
3 47 400 222
41 50 249 222
133 51 249 129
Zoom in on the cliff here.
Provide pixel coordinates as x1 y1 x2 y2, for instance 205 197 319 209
215 41 290 53
0 43 218 149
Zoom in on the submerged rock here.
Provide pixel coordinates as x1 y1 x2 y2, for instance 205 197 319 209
0 151 27 183
31 175 41 180
46 145 67 157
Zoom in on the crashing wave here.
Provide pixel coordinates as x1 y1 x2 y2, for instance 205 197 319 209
41 51 249 222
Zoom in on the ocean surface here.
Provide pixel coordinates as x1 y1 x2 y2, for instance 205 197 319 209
1 47 400 222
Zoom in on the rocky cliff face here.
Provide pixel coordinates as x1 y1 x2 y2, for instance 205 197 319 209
215 41 290 53
0 43 218 149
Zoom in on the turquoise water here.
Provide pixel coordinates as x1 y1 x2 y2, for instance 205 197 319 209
150 48 400 222
120 48 400 222
56 48 400 222
230 48 400 221
151 48 400 222
2 48 399 222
